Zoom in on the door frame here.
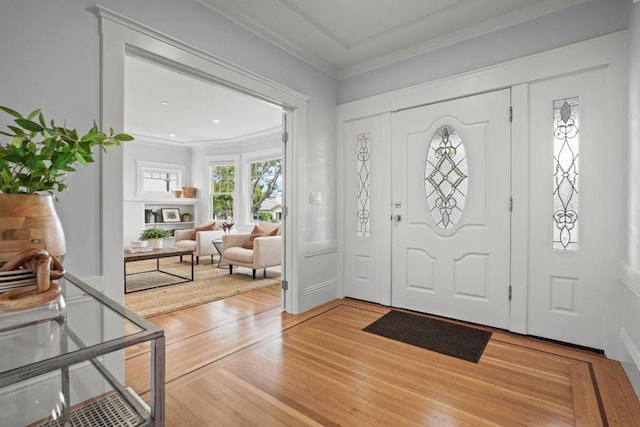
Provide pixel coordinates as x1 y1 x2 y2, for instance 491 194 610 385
337 32 625 357
98 7 308 314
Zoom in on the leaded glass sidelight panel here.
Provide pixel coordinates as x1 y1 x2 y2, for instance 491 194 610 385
356 133 370 237
425 125 468 229
553 97 580 251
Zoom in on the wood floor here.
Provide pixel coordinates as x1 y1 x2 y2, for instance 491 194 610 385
125 286 640 426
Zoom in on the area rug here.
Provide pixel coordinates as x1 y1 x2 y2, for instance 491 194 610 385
363 310 492 363
124 259 279 318
126 271 188 292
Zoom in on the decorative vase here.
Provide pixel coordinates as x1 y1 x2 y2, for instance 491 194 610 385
0 194 65 311
0 194 66 263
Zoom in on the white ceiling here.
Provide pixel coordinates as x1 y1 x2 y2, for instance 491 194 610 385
197 0 587 78
126 0 587 143
124 56 283 145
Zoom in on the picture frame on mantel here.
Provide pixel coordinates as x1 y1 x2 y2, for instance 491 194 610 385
161 208 181 222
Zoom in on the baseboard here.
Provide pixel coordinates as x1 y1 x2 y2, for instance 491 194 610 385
304 279 337 294
620 328 640 398
299 240 338 312
620 262 640 299
301 279 337 312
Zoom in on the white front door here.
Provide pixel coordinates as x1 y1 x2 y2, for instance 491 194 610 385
527 68 609 349
391 89 512 329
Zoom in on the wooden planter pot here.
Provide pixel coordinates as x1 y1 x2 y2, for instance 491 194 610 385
0 194 66 310
0 194 66 262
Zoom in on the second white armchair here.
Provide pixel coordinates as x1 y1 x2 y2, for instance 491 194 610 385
222 223 282 279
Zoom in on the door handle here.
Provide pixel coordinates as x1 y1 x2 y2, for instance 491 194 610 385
391 214 402 222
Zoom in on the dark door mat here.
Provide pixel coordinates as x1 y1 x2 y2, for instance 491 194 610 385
363 310 492 363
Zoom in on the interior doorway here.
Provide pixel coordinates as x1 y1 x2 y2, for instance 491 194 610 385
121 52 286 303
99 10 307 313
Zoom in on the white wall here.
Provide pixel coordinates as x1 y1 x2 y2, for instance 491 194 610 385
621 0 640 397
0 1 105 276
338 0 629 103
0 0 337 280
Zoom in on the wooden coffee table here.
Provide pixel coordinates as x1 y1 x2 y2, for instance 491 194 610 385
123 247 194 293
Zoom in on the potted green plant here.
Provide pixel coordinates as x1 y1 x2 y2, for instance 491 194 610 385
0 105 133 263
139 228 172 249
0 105 133 309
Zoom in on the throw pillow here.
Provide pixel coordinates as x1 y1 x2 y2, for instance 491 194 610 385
190 223 219 240
257 221 280 235
243 225 263 249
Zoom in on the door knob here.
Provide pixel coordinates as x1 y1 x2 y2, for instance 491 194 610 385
391 214 402 222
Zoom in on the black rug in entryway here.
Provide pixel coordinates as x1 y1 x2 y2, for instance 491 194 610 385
363 310 492 363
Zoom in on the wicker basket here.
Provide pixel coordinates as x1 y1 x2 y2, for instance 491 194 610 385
181 186 197 198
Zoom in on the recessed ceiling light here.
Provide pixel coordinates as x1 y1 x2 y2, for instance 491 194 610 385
169 133 176 137
213 119 221 124
160 101 169 105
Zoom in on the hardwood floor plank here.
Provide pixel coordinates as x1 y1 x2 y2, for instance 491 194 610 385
569 363 604 426
127 303 285 394
281 307 575 425
591 360 640 425
126 287 281 359
125 292 640 426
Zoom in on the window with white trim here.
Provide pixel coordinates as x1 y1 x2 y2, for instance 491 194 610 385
136 161 184 197
210 162 236 220
248 157 282 223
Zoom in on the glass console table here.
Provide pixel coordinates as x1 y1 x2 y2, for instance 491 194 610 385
0 273 165 426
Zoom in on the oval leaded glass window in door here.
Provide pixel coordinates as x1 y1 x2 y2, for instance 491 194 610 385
425 125 468 229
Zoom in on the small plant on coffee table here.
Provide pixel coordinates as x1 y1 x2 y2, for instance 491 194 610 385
139 228 171 240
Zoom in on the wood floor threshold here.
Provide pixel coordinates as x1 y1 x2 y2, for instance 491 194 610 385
130 299 345 395
126 301 282 360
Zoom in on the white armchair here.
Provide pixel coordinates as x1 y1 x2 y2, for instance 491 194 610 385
222 224 282 279
174 220 227 264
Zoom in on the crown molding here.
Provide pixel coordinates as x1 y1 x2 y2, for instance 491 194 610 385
129 127 281 150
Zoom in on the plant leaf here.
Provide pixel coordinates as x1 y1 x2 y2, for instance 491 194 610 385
7 125 24 136
15 118 44 132
74 152 88 165
115 133 135 141
27 109 41 121
0 106 23 119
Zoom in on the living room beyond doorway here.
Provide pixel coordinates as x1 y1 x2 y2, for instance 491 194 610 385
122 53 286 314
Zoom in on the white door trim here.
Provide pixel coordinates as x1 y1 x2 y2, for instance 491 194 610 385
98 6 308 313
337 31 625 357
